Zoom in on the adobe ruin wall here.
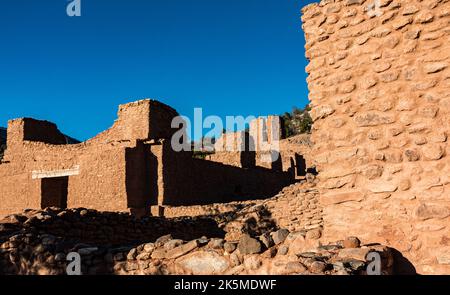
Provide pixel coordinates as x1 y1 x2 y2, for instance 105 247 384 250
0 100 180 216
302 0 450 274
0 99 296 218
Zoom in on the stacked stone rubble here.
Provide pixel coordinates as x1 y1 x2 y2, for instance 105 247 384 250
0 207 394 275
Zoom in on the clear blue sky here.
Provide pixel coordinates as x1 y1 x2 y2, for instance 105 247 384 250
0 0 316 141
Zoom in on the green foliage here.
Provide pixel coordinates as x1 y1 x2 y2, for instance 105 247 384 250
192 150 214 160
282 105 312 138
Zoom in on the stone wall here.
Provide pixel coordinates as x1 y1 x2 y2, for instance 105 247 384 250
208 115 313 179
160 141 294 206
301 0 450 274
0 99 296 217
0 100 179 216
0 207 396 275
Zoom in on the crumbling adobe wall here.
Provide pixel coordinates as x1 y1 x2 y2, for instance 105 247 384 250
0 100 178 217
302 0 450 274
208 134 312 178
208 117 312 178
159 140 294 206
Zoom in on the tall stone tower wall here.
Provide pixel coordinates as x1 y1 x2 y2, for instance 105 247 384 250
301 0 450 274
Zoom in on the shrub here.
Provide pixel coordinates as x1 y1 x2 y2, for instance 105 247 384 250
281 105 312 137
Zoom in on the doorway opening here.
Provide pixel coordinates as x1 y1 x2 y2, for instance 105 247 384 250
41 176 68 209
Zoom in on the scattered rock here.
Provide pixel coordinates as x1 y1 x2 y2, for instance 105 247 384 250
306 229 322 240
309 261 328 274
155 235 173 247
208 238 225 249
259 233 274 248
271 229 290 245
244 256 262 271
285 261 307 274
237 235 262 255
127 248 138 260
224 242 237 254
337 248 371 261
151 248 167 259
166 240 199 259
164 239 184 250
230 252 242 267
136 252 151 261
177 251 229 275
343 237 361 248
278 245 289 256
143 243 155 253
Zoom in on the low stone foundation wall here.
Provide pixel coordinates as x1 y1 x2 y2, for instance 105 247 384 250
0 208 396 275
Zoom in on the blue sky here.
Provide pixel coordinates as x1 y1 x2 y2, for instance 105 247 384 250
0 0 316 141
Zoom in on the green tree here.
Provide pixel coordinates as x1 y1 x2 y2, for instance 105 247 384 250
281 104 312 137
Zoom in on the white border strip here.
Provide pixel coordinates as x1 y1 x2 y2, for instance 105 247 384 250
32 165 80 179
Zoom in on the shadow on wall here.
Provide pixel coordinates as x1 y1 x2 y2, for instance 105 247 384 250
0 207 418 275
391 248 417 275
0 206 279 274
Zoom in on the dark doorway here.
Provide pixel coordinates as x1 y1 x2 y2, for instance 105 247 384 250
125 142 156 216
41 176 68 209
295 153 307 177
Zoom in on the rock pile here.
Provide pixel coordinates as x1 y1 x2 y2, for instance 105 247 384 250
0 208 394 275
162 181 323 237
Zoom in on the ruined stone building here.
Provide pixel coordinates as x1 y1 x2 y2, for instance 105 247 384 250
207 117 312 180
302 0 450 274
0 100 303 217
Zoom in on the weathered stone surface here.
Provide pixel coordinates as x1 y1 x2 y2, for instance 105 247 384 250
224 242 237 254
436 248 450 265
337 248 371 261
424 62 447 74
302 0 449 275
155 235 173 247
306 228 322 240
343 237 361 248
393 17 413 30
354 112 395 127
309 261 327 273
143 243 155 253
164 239 184 250
208 238 225 249
415 204 450 221
270 229 290 245
415 11 434 23
367 181 398 193
237 235 262 255
422 145 444 161
151 248 167 259
311 105 336 121
405 149 421 161
166 240 199 259
177 251 229 275
244 255 262 271
320 191 364 206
